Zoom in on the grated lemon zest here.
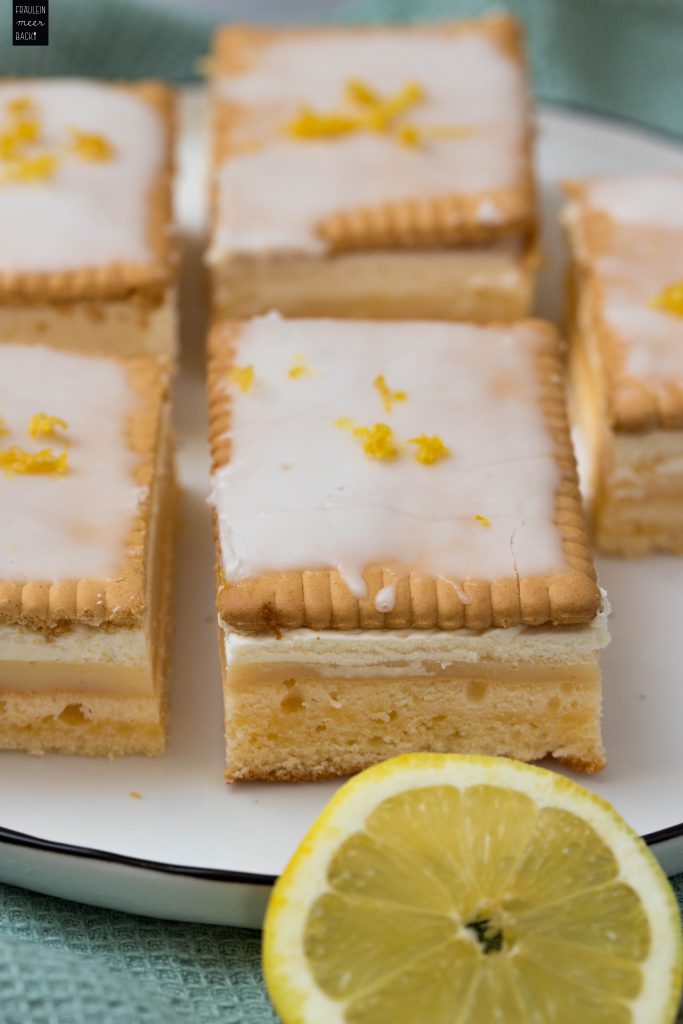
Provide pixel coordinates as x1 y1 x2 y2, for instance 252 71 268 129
354 422 399 460
0 97 41 164
0 132 20 161
650 281 683 318
476 513 491 527
373 373 407 412
229 364 254 393
372 81 424 127
336 417 399 459
29 412 69 438
285 79 428 146
287 355 312 379
69 127 115 162
1 152 59 182
345 79 380 106
0 118 40 158
354 423 399 460
0 120 40 162
0 445 68 476
409 434 450 465
0 98 117 183
286 107 361 139
6 96 37 119
396 123 420 147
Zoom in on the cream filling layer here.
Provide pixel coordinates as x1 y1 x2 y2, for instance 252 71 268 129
610 433 683 498
224 608 610 680
209 241 532 317
0 290 177 359
0 624 151 695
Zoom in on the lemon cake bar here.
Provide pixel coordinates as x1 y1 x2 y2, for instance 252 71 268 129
0 80 176 358
208 315 609 781
0 343 174 756
565 174 683 554
208 15 538 321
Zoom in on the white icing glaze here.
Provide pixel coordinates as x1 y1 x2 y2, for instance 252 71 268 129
374 583 396 613
584 174 683 230
580 176 683 383
211 29 529 257
210 316 566 596
0 80 164 273
603 288 683 381
0 344 142 583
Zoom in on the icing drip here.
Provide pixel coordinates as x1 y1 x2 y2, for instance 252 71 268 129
210 317 566 597
211 30 528 257
374 583 397 613
0 80 164 273
0 345 142 583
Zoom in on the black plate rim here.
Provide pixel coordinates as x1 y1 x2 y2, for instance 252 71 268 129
1 818 681 890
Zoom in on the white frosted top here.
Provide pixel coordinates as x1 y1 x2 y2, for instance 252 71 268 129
582 175 683 382
211 29 529 257
585 174 683 230
210 316 565 597
0 345 142 583
0 80 164 273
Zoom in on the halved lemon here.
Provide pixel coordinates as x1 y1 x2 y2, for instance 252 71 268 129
263 754 682 1024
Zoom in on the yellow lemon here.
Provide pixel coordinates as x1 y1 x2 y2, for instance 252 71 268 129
264 754 682 1024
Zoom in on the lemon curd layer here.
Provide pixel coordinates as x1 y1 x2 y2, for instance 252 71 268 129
224 613 610 678
0 624 152 696
210 243 534 322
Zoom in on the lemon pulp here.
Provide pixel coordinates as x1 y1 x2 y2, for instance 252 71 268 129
303 784 648 1022
264 756 682 1024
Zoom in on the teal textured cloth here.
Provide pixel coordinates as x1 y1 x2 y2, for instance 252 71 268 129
0 882 277 1024
1 2 683 1022
0 875 680 1022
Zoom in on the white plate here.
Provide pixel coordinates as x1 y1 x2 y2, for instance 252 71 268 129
2 94 683 929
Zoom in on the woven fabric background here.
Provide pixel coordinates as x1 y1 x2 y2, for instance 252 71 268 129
1 1 683 1021
0 882 277 1024
0 874 681 1022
